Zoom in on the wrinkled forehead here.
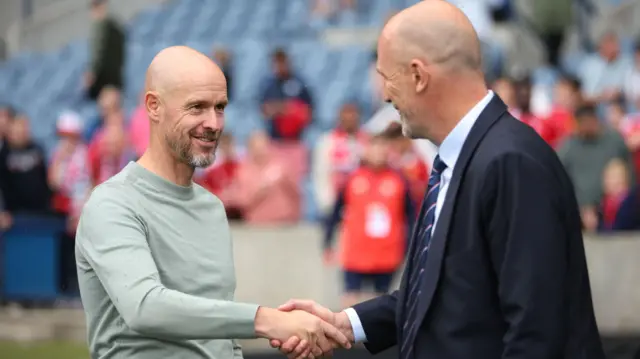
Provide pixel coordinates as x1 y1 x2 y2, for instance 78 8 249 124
164 73 227 105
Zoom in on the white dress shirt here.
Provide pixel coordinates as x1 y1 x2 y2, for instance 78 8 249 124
344 91 495 343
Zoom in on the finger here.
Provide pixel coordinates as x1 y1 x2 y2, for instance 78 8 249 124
269 339 282 348
316 334 334 354
310 342 324 358
322 322 351 349
281 337 302 353
292 340 311 359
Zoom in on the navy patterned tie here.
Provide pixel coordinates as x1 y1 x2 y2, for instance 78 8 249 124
400 155 447 359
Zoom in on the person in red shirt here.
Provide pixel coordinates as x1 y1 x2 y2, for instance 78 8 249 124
545 75 582 148
324 134 414 308
512 75 556 145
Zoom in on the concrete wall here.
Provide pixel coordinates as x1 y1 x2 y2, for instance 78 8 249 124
230 225 640 335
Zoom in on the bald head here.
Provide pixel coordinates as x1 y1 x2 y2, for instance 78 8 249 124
143 46 228 169
381 1 482 72
145 46 225 96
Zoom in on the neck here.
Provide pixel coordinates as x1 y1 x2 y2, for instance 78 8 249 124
137 138 194 187
429 75 488 145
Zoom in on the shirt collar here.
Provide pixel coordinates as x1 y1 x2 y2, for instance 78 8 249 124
438 91 494 170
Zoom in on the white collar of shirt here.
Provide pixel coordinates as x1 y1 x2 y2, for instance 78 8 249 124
438 91 494 170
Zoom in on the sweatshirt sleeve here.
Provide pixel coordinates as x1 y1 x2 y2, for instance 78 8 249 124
75 184 259 340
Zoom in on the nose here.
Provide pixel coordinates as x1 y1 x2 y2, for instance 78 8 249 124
203 109 224 131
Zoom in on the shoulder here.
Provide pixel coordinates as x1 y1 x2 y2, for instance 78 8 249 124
473 116 570 186
82 180 135 218
192 183 224 207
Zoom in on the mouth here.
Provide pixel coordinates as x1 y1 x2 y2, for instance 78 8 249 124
191 135 219 148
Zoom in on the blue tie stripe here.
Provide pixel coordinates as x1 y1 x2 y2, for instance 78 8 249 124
400 155 447 359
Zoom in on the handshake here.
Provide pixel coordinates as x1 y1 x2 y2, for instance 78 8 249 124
255 299 354 358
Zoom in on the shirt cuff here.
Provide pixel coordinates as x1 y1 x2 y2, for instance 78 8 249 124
344 307 367 343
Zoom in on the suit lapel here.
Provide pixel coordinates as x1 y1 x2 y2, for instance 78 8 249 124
411 96 508 332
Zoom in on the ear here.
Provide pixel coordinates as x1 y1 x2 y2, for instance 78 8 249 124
409 59 429 94
145 91 161 123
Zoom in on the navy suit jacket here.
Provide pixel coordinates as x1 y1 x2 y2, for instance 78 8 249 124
353 96 605 359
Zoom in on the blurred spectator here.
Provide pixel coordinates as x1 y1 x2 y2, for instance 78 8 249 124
579 32 633 105
311 0 356 24
212 47 233 101
512 76 555 145
612 185 640 230
234 131 300 224
260 48 313 141
0 105 14 152
558 105 633 220
491 77 517 111
599 159 630 231
195 133 243 220
48 111 90 297
607 99 627 130
531 0 573 67
624 40 640 110
544 74 582 148
89 123 135 186
368 51 384 112
85 0 125 100
48 111 91 230
128 93 150 158
324 134 414 308
384 123 429 208
0 106 15 230
615 100 640 180
313 102 368 216
0 114 51 213
84 86 122 142
448 0 503 81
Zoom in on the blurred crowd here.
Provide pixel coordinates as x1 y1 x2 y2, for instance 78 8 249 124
1 0 640 303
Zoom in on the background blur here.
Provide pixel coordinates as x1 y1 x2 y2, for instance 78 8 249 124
1 0 640 358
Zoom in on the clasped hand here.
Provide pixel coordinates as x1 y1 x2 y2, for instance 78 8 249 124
268 300 354 359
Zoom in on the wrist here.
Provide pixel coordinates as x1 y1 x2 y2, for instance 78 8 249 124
254 306 276 338
336 311 355 343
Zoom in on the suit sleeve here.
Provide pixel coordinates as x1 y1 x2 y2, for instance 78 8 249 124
352 290 399 354
483 153 569 359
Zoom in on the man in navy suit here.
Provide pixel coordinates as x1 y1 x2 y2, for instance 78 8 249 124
271 1 604 358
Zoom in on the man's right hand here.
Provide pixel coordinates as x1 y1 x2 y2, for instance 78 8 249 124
254 306 351 358
269 300 355 358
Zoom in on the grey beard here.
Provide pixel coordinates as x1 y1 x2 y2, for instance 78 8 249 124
166 134 216 168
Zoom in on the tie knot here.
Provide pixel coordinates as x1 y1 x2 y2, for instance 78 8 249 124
433 155 447 174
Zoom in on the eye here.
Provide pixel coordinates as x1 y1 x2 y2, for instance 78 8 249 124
215 103 226 112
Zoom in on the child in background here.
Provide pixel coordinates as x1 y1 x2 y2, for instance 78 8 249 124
324 134 414 308
599 159 630 231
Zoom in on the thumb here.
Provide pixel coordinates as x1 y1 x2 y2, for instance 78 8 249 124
278 299 317 313
277 300 297 311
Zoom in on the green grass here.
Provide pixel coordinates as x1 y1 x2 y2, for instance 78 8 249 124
0 341 89 359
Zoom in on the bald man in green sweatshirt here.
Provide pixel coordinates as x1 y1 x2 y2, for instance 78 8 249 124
75 46 350 359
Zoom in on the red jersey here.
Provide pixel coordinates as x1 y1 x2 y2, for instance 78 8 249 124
324 166 415 273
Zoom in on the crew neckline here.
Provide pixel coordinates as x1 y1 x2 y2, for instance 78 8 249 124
125 161 195 200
